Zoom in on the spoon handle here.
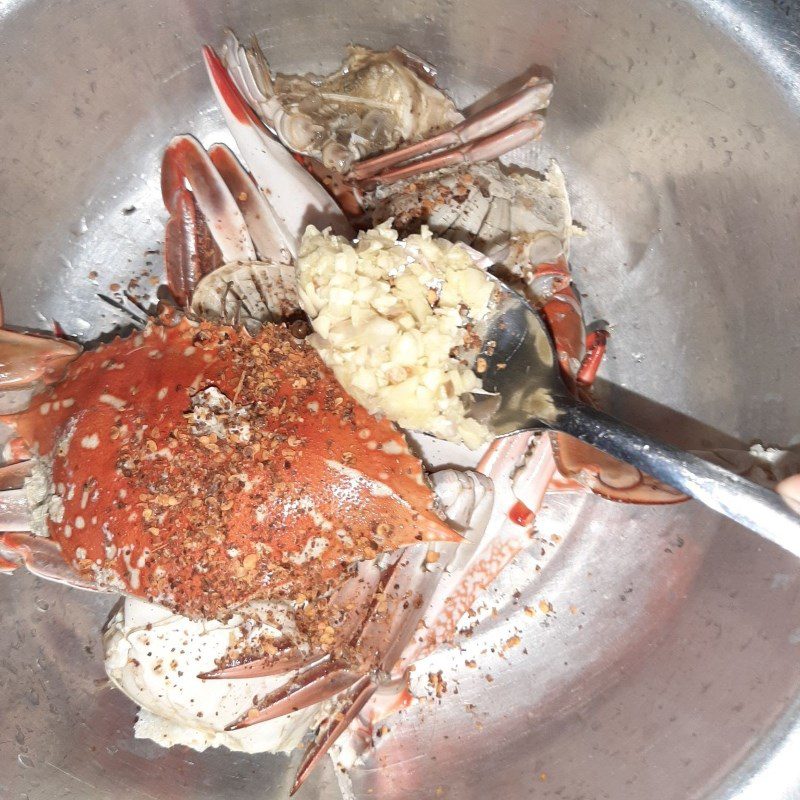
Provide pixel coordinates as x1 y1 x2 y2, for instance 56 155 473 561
553 399 800 555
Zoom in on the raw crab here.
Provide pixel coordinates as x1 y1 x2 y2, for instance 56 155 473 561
221 29 553 179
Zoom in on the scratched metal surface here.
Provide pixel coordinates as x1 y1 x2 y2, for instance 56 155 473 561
1 1 799 799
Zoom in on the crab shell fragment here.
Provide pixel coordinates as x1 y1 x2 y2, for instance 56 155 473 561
3 315 459 620
221 34 464 172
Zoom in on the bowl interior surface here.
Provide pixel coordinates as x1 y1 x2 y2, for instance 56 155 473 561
1 1 799 799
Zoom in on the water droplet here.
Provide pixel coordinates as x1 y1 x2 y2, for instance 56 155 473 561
35 597 49 612
18 753 34 768
70 217 89 237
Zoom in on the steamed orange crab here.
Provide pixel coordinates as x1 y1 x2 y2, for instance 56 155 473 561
0 316 459 604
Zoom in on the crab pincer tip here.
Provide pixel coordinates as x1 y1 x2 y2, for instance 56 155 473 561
223 710 254 731
196 668 224 680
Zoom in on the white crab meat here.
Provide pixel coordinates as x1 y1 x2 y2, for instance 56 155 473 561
103 598 321 754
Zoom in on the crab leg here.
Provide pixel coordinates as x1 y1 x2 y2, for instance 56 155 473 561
162 138 302 321
0 488 30 530
161 184 219 307
200 647 320 680
290 674 376 796
366 117 545 186
162 134 256 305
350 76 553 181
220 543 457 793
400 433 540 663
576 328 609 387
0 461 31 490
226 660 361 729
202 46 353 241
0 387 105 584
279 545 443 795
162 135 257 264
360 545 449 672
204 561 381 679
224 547 438 722
0 532 101 588
207 143 297 262
513 254 687 504
0 329 81 390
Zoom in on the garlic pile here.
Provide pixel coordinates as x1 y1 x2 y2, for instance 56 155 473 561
297 223 493 449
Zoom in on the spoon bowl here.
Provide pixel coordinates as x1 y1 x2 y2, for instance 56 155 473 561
469 274 800 556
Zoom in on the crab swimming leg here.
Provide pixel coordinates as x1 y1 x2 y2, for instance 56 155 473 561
349 76 553 182
360 118 545 186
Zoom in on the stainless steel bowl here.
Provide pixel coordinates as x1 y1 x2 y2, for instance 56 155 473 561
2 1 799 798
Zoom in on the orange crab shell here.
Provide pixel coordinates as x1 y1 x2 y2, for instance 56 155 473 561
4 316 458 618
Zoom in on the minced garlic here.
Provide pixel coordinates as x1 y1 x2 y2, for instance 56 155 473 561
297 223 492 449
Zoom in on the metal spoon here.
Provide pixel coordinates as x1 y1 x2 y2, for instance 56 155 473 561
468 275 800 556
